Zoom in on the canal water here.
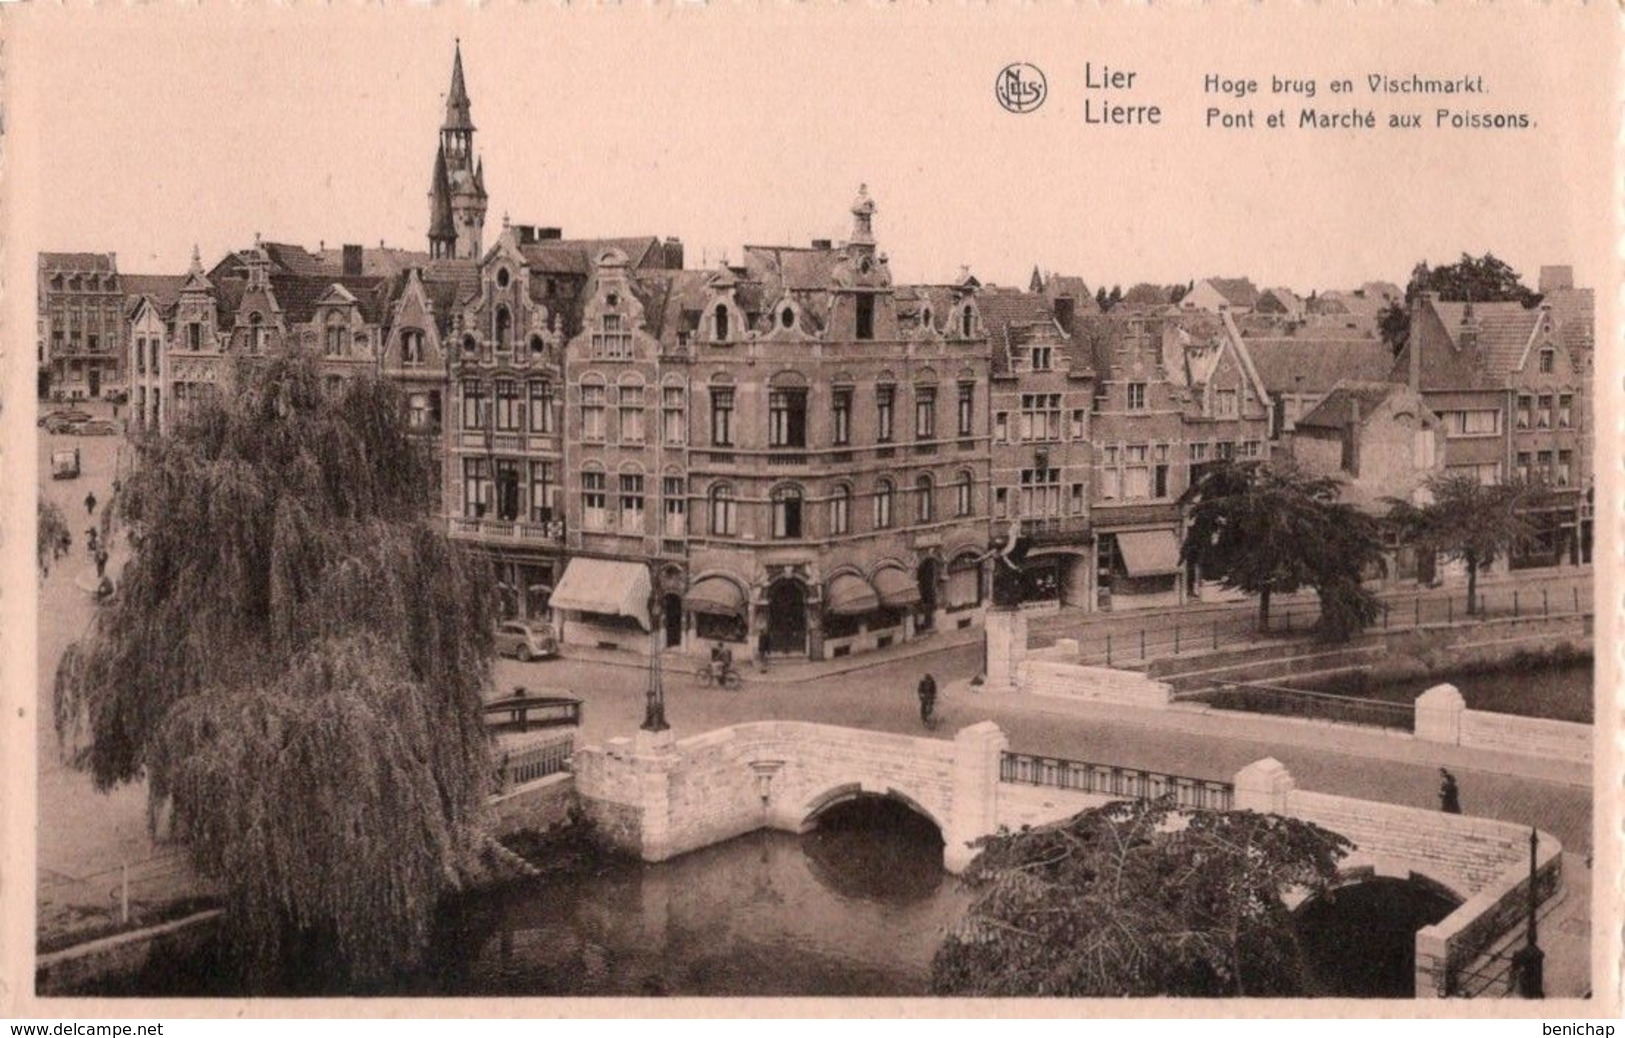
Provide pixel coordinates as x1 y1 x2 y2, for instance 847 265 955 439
420 798 970 996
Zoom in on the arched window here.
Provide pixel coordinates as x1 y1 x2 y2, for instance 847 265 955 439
714 304 730 342
462 334 478 355
709 483 736 536
830 482 852 536
529 334 546 357
401 329 425 365
248 312 266 354
772 485 804 539
955 470 974 517
496 267 511 289
324 311 346 356
780 306 795 330
916 474 934 524
960 306 974 338
495 305 512 350
873 479 894 529
922 307 933 329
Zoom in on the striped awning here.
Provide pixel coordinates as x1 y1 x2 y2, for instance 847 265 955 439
872 567 921 609
1117 530 1182 576
550 558 651 630
684 576 746 617
826 573 880 616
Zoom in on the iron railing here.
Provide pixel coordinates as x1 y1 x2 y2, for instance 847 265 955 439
495 732 574 790
999 750 1234 811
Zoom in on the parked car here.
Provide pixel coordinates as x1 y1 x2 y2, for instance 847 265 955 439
73 418 120 436
50 448 81 480
495 620 558 662
42 410 92 433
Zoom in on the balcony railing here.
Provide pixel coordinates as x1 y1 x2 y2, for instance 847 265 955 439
493 732 574 791
1021 515 1091 543
449 517 565 544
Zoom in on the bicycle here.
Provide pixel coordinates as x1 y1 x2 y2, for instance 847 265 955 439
698 663 743 690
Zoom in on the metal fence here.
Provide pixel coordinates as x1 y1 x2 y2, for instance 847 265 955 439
37 850 209 945
1035 583 1591 668
1175 680 1417 732
495 732 574 790
999 750 1234 811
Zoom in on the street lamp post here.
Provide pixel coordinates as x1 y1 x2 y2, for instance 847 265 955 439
641 596 669 733
1510 827 1545 998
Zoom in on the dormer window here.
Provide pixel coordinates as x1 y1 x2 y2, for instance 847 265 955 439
496 268 511 289
1031 346 1053 371
714 304 730 342
960 307 974 338
1539 348 1555 374
402 329 426 365
249 312 267 354
324 312 345 356
855 295 875 341
781 307 795 330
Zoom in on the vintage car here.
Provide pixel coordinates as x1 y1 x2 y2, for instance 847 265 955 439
41 410 92 433
50 448 81 480
494 620 558 662
72 418 120 436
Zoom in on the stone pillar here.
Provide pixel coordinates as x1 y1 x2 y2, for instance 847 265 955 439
1415 683 1465 746
944 721 1008 873
1233 757 1295 815
1414 925 1453 997
982 608 1028 693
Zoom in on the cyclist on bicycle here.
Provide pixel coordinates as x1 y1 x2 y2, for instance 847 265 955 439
711 641 734 684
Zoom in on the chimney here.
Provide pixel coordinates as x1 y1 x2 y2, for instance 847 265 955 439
1345 396 1361 476
662 237 685 270
1458 299 1479 351
342 244 364 277
810 238 833 251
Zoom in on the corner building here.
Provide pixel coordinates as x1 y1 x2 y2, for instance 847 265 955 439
552 188 994 660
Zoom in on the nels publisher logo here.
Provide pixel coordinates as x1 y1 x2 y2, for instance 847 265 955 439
995 63 1047 114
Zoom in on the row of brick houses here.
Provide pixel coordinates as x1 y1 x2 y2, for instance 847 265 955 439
39 43 1596 663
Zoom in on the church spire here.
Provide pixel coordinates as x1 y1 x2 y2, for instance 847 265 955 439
443 38 474 132
428 144 456 258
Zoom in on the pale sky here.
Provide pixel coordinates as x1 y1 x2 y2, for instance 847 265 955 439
6 4 1616 294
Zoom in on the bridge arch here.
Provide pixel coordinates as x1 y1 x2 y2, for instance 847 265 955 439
798 782 947 840
1292 871 1465 998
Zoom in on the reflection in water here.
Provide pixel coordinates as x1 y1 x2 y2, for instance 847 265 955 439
1294 878 1460 998
423 800 969 996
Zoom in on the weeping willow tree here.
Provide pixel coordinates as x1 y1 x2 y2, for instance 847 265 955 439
53 355 498 989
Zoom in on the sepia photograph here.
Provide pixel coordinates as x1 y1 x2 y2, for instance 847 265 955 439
1 1 1617 1017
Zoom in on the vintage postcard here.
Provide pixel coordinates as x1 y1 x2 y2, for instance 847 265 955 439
0 0 1618 1021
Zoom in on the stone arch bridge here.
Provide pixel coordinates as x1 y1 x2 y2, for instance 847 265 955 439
574 720 1562 997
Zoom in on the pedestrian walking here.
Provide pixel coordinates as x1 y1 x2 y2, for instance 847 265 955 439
917 673 938 727
1438 768 1461 814
94 547 109 579
84 491 97 516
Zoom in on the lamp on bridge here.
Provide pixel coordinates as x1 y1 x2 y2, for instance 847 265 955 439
1510 827 1544 998
641 593 670 735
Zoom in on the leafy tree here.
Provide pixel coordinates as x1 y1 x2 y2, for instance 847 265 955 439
931 798 1352 997
52 355 499 989
1095 286 1110 312
38 497 72 577
1107 284 1124 309
1378 300 1411 356
1387 473 1535 615
1181 460 1383 637
1404 253 1541 308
